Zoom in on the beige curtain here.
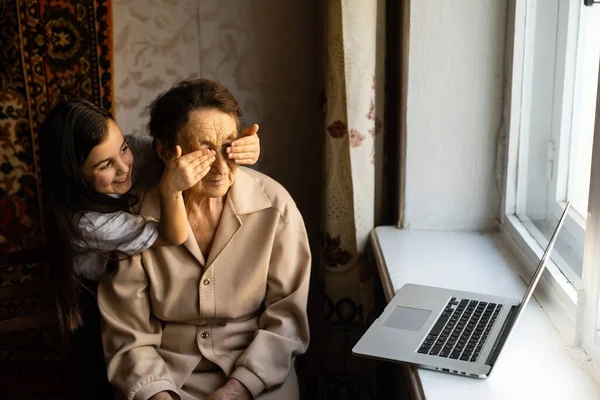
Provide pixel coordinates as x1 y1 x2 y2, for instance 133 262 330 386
319 2 386 396
323 0 385 325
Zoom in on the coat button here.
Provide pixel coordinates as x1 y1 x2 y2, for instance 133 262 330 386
200 332 209 339
203 279 211 286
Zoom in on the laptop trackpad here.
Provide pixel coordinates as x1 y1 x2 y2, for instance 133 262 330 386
383 306 432 331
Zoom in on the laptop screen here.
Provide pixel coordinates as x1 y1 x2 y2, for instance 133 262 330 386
512 201 571 326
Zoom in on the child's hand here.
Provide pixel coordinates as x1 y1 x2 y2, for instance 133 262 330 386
160 146 215 196
226 124 260 165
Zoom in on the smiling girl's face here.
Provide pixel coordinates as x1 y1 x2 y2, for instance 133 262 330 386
80 119 134 195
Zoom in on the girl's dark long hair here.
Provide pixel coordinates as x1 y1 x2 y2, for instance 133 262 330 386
39 98 137 332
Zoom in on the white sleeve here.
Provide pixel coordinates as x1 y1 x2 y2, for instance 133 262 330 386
77 211 159 256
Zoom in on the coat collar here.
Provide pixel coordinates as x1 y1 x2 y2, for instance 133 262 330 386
227 167 272 215
203 168 272 266
138 167 272 267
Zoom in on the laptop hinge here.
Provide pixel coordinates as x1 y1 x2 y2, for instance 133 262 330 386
485 305 518 366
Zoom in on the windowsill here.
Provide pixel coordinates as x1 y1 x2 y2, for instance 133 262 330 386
370 226 600 400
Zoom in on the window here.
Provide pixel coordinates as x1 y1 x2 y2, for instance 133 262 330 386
502 0 600 362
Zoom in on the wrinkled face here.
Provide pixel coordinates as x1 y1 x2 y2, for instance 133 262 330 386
80 120 134 195
180 108 239 198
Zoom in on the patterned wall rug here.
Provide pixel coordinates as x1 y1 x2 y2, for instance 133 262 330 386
0 0 113 258
0 1 113 394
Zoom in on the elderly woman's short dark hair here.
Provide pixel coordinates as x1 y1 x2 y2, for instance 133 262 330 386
147 79 243 150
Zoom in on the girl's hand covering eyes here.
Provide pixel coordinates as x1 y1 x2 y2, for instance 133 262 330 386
159 145 215 196
226 124 260 165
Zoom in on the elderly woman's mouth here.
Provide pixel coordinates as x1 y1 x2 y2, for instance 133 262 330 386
206 178 227 185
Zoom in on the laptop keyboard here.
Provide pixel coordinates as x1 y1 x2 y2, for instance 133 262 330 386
417 297 502 362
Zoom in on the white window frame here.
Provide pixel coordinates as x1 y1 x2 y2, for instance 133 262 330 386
545 0 586 274
577 60 600 365
500 0 600 364
513 0 586 289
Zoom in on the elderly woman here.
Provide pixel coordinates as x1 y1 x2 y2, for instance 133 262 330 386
98 79 311 400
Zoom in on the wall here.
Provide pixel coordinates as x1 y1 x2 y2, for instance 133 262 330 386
112 0 322 251
112 0 201 136
403 0 507 230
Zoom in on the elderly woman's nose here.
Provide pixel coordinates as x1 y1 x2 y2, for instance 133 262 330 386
212 151 229 172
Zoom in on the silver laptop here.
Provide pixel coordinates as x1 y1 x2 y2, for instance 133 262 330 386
352 202 571 378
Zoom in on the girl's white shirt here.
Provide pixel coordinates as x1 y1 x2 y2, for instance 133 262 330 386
72 135 161 280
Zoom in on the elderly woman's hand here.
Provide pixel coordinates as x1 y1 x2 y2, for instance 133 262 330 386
227 124 260 165
207 378 252 400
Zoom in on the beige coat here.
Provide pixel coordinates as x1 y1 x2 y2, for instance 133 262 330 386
98 168 311 400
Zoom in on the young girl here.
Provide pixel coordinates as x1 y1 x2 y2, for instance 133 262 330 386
38 98 260 331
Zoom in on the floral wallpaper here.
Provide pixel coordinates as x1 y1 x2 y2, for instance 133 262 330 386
112 0 201 136
111 0 322 253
